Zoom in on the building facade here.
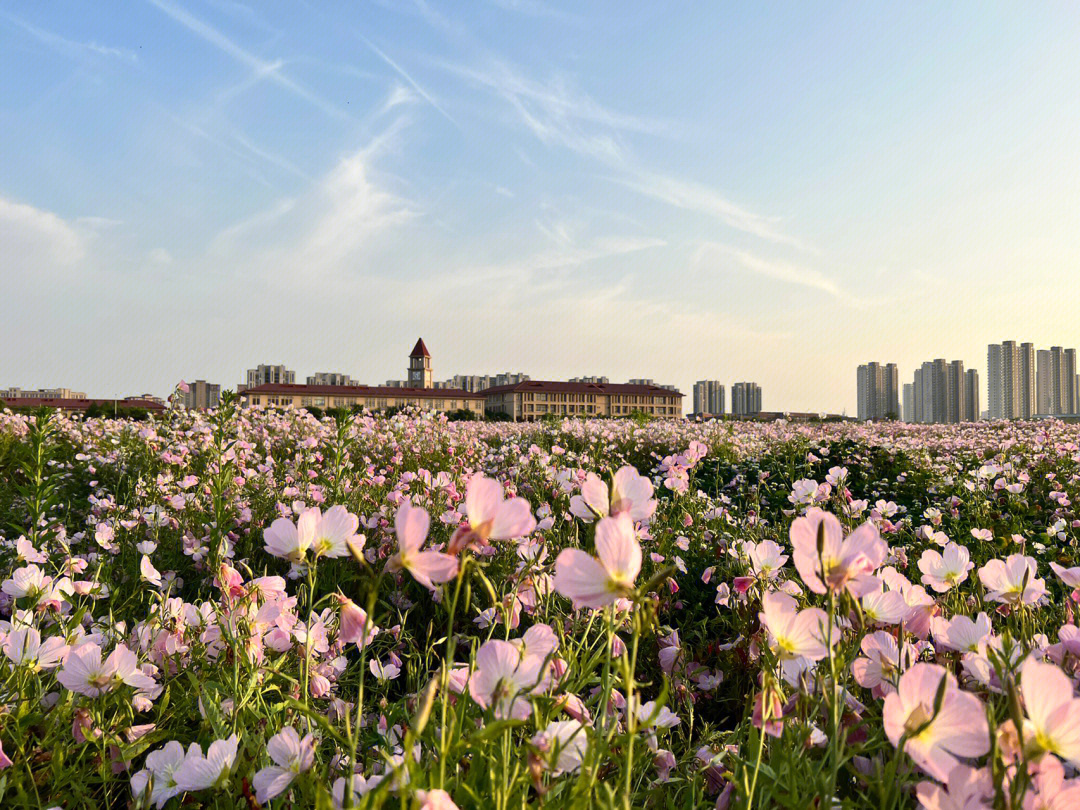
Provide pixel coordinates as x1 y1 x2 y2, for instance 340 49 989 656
306 372 359 386
407 339 433 388
964 369 980 422
1 387 87 400
245 364 295 390
182 380 221 410
239 383 484 414
435 373 530 392
482 380 683 420
856 362 899 420
692 380 725 417
731 382 762 417
240 339 483 415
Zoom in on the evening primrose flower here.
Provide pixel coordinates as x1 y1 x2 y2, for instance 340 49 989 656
569 465 656 524
57 643 156 697
3 627 68 671
385 502 458 590
469 638 544 720
1020 658 1080 766
978 554 1046 606
552 514 641 609
789 508 886 597
757 591 829 661
301 505 360 559
264 506 361 563
253 727 316 804
174 734 239 791
882 663 989 781
918 542 974 593
449 473 536 551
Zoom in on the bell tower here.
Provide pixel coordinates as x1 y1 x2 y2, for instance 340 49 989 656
408 338 432 389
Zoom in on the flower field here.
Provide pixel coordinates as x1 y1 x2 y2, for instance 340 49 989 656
2 400 1080 809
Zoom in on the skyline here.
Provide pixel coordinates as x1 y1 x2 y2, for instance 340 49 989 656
4 2 1080 412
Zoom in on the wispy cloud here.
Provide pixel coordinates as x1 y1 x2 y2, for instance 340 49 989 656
146 0 351 121
356 33 459 128
484 0 582 24
618 173 814 251
1 11 138 62
0 195 86 272
694 241 841 298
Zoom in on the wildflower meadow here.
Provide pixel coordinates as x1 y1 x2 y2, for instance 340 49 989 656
3 397 1080 809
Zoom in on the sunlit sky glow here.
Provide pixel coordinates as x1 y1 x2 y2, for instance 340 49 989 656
3 1 1080 412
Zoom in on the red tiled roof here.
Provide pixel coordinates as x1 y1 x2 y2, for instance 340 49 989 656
1 398 166 412
238 383 484 400
409 338 431 358
480 380 683 397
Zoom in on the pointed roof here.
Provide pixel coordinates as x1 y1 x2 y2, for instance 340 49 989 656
409 338 431 358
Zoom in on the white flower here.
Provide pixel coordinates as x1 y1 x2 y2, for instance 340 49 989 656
253 728 316 803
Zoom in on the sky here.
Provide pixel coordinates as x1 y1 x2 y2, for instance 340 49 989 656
2 1 1080 413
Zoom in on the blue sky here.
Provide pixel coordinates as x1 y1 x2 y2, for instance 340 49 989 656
3 1 1079 412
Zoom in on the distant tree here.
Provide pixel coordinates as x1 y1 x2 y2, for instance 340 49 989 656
485 410 511 422
447 408 477 422
304 406 324 420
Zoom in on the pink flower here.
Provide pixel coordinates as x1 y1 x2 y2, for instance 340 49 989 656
450 474 536 550
1020 658 1080 766
57 643 156 697
303 505 361 559
3 627 68 671
415 789 461 810
918 543 974 593
1023 755 1080 810
386 502 458 590
337 597 379 647
0 740 11 770
914 764 992 810
552 514 641 609
757 591 829 661
790 508 886 596
469 639 544 720
883 663 989 781
531 720 589 775
851 630 912 698
569 466 656 524
253 727 316 803
263 516 307 563
174 734 239 791
978 555 1046 606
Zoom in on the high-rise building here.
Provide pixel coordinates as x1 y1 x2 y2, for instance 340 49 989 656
988 341 1025 419
731 382 762 417
182 380 221 410
1047 347 1078 415
692 380 725 416
1037 350 1053 415
1019 342 1036 418
987 343 1003 419
919 361 936 423
946 360 965 423
907 359 966 424
913 367 923 423
856 362 900 421
902 383 915 423
306 372 359 386
569 376 609 384
436 373 530 393
407 338 433 389
245 364 295 390
964 369 980 422
884 363 899 418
